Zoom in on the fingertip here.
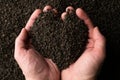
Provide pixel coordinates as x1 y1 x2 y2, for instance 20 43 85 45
76 8 89 21
43 5 52 12
25 9 42 31
66 6 74 13
34 9 42 15
76 8 83 19
61 12 67 21
37 8 42 11
76 8 89 20
30 9 42 19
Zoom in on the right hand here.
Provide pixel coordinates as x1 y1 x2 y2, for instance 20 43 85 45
14 9 60 80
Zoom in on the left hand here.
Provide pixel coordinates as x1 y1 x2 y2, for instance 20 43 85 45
61 8 106 80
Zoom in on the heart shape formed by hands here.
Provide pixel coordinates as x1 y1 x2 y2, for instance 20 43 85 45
30 11 88 70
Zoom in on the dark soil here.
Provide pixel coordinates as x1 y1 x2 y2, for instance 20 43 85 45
0 0 120 80
30 11 88 70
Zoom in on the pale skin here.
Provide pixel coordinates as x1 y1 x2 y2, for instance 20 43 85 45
14 6 105 80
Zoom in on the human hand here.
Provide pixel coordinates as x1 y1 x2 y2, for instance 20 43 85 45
14 5 105 80
14 7 60 80
61 8 106 80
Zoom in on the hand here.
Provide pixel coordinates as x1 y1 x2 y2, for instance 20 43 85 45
14 9 60 80
14 5 105 80
61 8 106 80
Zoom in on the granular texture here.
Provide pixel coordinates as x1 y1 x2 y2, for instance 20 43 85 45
30 11 88 70
0 0 120 80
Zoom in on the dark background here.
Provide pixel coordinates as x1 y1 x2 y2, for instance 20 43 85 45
0 0 120 80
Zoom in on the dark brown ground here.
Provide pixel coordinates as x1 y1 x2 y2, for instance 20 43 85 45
0 0 120 80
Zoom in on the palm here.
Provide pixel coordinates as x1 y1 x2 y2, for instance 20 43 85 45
15 8 105 80
61 46 105 80
15 28 59 80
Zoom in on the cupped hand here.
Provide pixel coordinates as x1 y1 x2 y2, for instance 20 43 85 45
61 8 106 80
14 9 60 80
14 6 106 80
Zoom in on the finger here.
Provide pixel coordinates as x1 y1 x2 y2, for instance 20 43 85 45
76 8 94 30
61 12 67 20
43 5 52 12
25 9 42 31
61 6 74 21
66 6 74 13
15 28 28 52
76 8 94 38
93 27 106 51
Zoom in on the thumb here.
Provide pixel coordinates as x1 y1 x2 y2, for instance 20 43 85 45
93 27 106 52
15 28 29 52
